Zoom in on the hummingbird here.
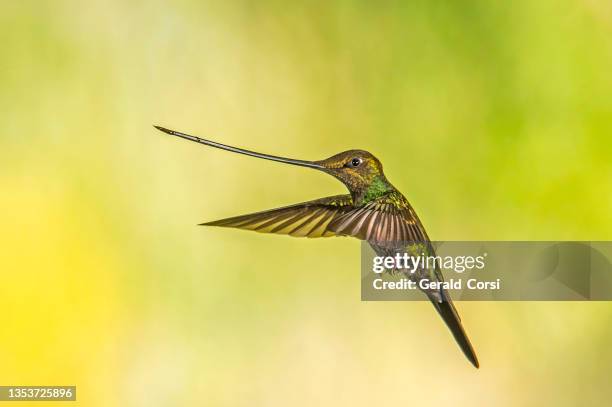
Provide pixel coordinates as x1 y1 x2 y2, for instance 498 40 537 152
154 125 479 368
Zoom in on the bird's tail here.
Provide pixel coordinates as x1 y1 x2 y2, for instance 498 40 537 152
429 292 479 368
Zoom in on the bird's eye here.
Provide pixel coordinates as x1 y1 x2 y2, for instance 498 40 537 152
350 158 362 167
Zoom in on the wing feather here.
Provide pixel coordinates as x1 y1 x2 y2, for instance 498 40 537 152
327 193 430 244
200 195 354 238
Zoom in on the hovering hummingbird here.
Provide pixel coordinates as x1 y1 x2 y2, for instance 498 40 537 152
154 125 479 368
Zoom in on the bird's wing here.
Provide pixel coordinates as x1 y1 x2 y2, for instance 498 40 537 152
327 193 430 243
200 195 355 238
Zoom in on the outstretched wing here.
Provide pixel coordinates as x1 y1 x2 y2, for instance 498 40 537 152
327 192 430 243
200 195 355 238
202 192 430 242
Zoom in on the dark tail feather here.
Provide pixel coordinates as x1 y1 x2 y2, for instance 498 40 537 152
429 295 479 368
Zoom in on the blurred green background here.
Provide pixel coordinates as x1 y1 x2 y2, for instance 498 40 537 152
1 1 611 406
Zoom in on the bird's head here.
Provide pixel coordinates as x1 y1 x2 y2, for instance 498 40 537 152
315 150 388 193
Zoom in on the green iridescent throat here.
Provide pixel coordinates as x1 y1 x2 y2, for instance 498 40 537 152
360 176 393 204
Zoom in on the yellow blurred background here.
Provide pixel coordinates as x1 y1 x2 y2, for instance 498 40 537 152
1 1 611 405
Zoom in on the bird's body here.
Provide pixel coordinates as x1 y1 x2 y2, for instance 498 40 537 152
154 125 479 368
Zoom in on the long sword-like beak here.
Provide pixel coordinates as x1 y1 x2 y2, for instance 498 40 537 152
154 126 324 170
